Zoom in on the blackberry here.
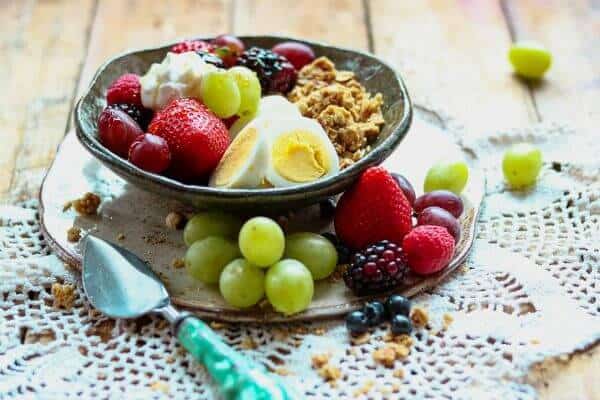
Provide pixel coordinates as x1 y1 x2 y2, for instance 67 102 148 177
196 50 225 68
236 47 297 94
343 240 408 296
322 232 352 265
108 103 152 130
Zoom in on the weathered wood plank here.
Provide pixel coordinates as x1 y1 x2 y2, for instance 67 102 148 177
6 0 97 201
77 0 231 96
369 0 536 134
0 0 94 200
234 0 368 50
504 0 599 137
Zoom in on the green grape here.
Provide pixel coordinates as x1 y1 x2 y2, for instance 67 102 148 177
502 143 542 188
201 70 241 118
509 41 552 79
185 236 240 284
265 259 314 315
238 217 284 267
228 66 261 118
219 258 265 308
183 212 243 246
284 232 338 280
424 160 469 195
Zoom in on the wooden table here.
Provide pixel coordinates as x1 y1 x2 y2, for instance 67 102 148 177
0 1 598 398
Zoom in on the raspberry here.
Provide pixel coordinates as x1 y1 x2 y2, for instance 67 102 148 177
170 40 214 54
343 240 408 296
106 74 142 107
402 225 455 275
107 103 153 130
334 166 413 249
236 47 297 94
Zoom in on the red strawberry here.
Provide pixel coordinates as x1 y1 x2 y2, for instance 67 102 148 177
334 166 413 249
402 225 455 275
148 98 229 181
170 40 214 54
106 74 142 107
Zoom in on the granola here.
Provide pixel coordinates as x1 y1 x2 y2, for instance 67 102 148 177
72 192 101 215
52 283 76 309
67 226 81 242
288 57 384 168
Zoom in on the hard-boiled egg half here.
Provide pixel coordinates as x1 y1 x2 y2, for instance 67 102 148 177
210 104 339 189
264 117 339 187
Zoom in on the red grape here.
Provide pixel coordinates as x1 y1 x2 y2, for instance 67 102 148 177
414 190 464 218
271 41 315 70
417 207 460 243
97 107 144 157
212 34 245 67
391 173 416 206
128 133 171 174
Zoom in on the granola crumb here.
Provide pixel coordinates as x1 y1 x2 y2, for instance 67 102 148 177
274 367 293 376
443 313 454 330
143 230 167 245
67 226 81 242
350 332 371 345
172 258 185 269
311 353 330 369
318 364 342 384
391 382 401 392
72 192 101 215
373 346 397 368
531 338 540 345
165 356 176 364
149 381 169 394
373 343 410 368
240 336 258 350
209 321 228 330
353 380 375 397
165 211 185 230
384 333 413 348
62 201 72 212
116 233 125 241
51 283 76 309
410 306 429 328
393 368 405 379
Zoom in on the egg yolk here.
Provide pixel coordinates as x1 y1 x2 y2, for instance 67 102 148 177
272 130 330 183
212 127 259 186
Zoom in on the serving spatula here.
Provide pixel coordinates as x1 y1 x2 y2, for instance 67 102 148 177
82 235 296 399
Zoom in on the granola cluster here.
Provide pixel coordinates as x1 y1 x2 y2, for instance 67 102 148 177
288 57 385 169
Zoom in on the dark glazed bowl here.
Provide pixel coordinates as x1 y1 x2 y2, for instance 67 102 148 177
75 36 412 211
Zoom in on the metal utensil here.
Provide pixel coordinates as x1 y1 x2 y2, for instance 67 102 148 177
82 235 295 399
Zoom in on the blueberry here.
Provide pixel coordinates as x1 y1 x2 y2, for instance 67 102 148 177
363 301 386 326
346 310 369 335
391 314 412 335
386 295 411 317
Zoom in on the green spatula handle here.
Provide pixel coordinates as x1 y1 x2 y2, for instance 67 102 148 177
176 316 296 400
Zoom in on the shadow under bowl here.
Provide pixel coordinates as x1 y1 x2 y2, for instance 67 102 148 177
75 36 412 211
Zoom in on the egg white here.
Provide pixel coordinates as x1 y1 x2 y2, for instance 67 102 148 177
209 118 270 189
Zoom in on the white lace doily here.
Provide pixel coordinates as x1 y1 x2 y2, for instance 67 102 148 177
1 120 598 399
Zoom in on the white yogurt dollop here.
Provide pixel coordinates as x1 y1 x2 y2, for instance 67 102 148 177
140 52 216 110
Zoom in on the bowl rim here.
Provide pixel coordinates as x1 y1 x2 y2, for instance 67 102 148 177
75 35 413 201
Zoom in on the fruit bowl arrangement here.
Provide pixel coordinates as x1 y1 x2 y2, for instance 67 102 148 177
74 35 412 210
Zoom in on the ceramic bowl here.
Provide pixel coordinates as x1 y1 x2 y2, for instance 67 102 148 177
75 36 412 211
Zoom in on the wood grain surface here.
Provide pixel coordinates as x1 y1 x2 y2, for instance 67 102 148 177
0 0 597 398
